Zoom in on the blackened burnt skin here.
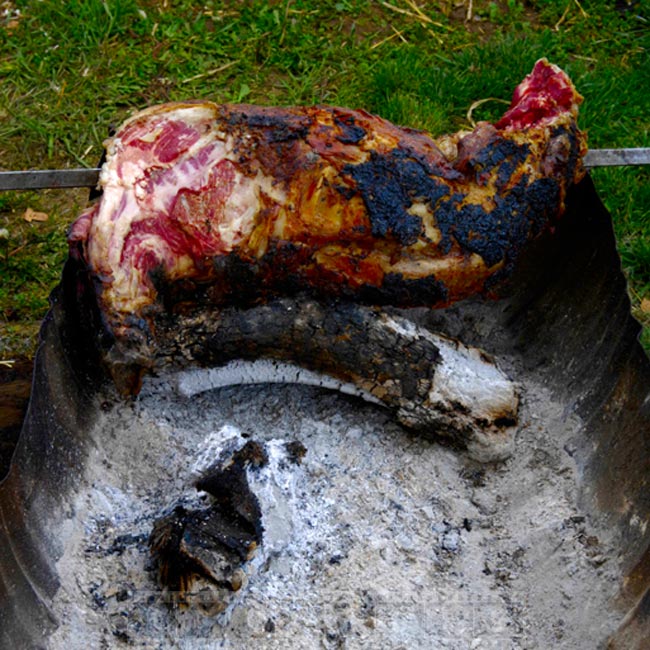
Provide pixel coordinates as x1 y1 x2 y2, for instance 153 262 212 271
68 59 586 394
344 149 451 245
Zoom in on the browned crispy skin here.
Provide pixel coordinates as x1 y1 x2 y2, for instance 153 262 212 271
204 102 584 308
67 59 586 390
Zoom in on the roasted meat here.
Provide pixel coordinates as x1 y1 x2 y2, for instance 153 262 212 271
63 59 585 455
69 58 586 343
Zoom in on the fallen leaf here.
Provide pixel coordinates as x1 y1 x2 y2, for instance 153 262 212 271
22 207 49 223
641 299 650 314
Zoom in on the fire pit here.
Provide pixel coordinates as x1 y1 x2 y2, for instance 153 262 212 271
1 62 649 649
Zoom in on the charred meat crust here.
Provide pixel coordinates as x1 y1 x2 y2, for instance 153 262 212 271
67 59 586 403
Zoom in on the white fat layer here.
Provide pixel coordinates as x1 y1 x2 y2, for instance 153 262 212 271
174 359 383 406
90 105 287 313
122 103 220 133
218 168 284 250
390 253 484 278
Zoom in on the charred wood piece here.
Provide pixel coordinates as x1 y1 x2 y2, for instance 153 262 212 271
149 441 265 613
163 300 519 462
284 441 307 465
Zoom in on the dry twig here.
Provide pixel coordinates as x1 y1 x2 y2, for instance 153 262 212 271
279 0 292 46
466 97 510 127
181 61 239 85
371 27 406 49
555 0 589 32
427 27 444 46
572 54 597 63
381 1 449 29
554 2 571 31
392 23 408 43
573 0 589 18
404 0 448 28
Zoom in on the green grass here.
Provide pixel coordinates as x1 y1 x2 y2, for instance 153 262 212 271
0 0 648 356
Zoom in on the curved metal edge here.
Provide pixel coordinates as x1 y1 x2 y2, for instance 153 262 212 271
423 175 650 647
0 256 108 648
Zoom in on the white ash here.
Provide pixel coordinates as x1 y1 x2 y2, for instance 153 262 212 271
175 360 383 405
47 372 624 649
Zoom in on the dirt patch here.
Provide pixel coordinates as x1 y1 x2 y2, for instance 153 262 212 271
0 357 32 480
449 0 543 39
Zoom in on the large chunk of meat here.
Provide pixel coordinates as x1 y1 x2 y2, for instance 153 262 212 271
69 58 586 342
